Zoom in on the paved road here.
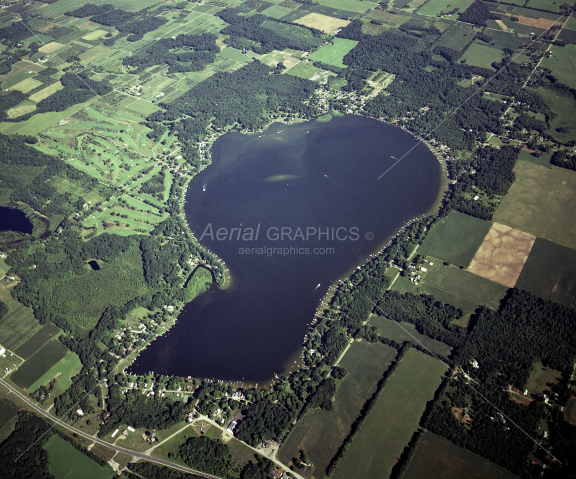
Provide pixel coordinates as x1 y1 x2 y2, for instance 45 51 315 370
0 378 222 479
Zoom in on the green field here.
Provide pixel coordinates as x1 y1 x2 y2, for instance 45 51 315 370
540 45 576 90
314 0 373 13
515 238 576 309
417 0 475 16
0 304 42 351
43 434 115 479
26 350 82 394
404 432 518 479
494 161 576 251
517 149 553 169
9 339 69 389
0 397 20 429
279 341 397 477
14 324 60 360
286 61 323 79
332 349 446 479
534 86 576 144
308 38 358 68
565 396 576 425
437 24 477 51
525 360 562 395
460 42 504 70
419 211 492 267
369 316 452 357
422 263 508 313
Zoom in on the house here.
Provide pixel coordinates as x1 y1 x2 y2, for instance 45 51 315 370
227 421 237 434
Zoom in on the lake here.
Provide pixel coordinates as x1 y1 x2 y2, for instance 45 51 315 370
130 115 443 382
0 206 33 234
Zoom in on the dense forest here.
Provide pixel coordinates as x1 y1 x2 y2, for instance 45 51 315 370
35 73 112 113
65 4 167 39
376 290 466 348
122 33 219 74
422 380 545 476
216 9 322 54
147 60 317 166
459 288 576 388
458 1 501 26
0 133 104 218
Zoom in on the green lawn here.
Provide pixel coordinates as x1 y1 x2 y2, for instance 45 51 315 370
332 349 446 479
419 211 492 267
43 434 115 479
308 38 358 68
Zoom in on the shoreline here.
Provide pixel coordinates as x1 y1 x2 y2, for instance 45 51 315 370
128 91 452 386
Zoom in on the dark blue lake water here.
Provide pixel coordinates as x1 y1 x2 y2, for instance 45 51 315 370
0 206 33 234
131 115 443 382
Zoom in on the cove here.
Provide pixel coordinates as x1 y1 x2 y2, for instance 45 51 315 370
130 115 443 382
0 206 33 234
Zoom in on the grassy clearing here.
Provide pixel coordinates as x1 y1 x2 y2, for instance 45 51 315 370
404 432 517 479
424 264 507 312
540 44 576 89
332 349 446 479
0 304 41 351
525 360 562 395
279 341 397 477
9 339 68 389
308 38 358 68
515 238 576 309
437 24 476 51
533 86 576 144
493 161 576 251
565 396 576 425
369 316 452 357
9 77 43 93
417 0 475 17
295 13 351 34
29 81 64 102
419 211 492 267
43 434 115 479
25 350 82 394
314 0 373 13
459 42 503 70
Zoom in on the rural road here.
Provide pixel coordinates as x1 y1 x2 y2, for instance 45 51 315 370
0 378 222 479
0 378 302 479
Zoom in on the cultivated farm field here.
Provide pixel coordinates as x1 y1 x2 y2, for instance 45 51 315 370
493 161 576 251
331 349 446 479
308 38 358 68
419 211 492 267
43 435 115 479
9 339 68 389
403 432 518 479
369 315 452 358
279 341 397 478
515 238 576 308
